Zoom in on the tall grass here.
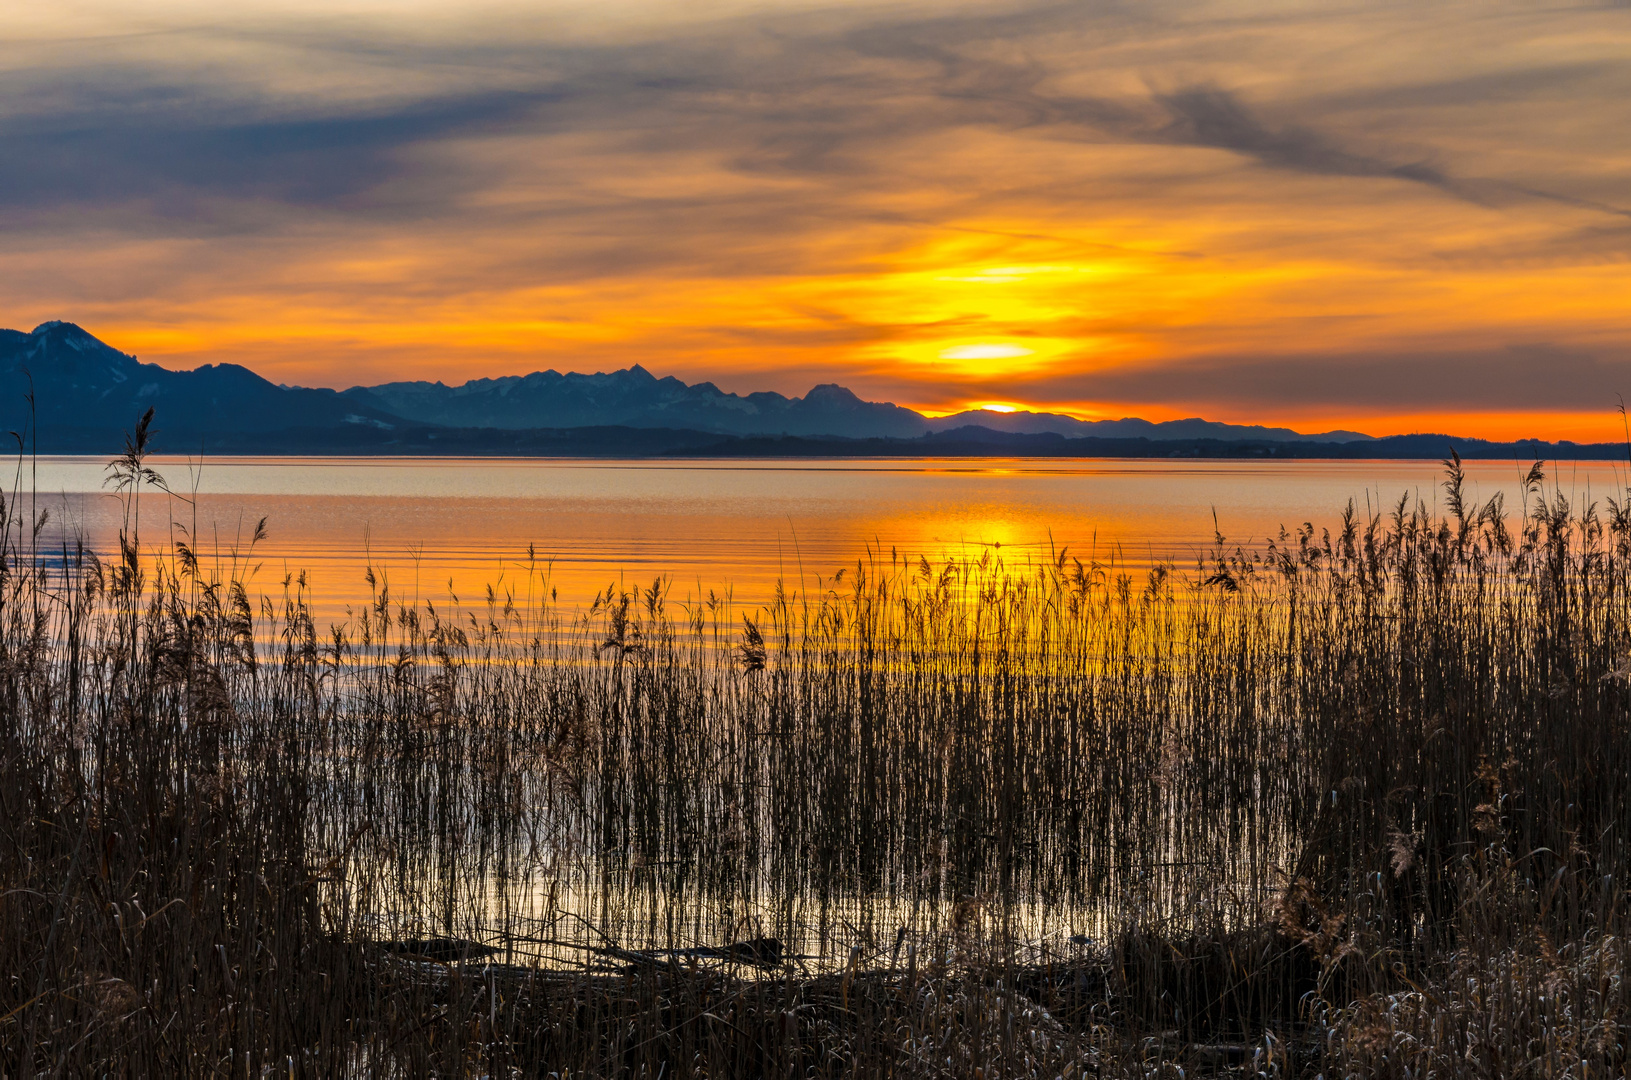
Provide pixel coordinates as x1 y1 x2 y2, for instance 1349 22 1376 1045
2 430 1628 1075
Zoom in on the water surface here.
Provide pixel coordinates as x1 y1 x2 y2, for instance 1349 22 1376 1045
27 455 1625 619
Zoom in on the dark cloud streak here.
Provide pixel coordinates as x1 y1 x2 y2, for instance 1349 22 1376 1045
0 80 563 222
1043 346 1631 413
1152 85 1463 196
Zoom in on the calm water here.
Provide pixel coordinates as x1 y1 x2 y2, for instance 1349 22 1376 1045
24 455 1629 620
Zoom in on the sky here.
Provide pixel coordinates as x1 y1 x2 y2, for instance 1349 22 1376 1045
3 0 1630 439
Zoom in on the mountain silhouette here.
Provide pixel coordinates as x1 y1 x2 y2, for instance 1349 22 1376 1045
19 322 1581 460
0 322 402 450
345 367 1371 442
343 367 931 438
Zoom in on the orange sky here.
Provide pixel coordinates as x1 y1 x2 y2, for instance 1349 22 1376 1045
4 0 1630 441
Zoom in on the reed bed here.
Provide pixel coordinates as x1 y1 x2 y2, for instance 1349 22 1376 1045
2 424 1628 1076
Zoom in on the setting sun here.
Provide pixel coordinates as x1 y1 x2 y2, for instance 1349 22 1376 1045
940 344 1033 362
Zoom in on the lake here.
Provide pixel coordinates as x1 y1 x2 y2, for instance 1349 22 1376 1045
26 454 1628 620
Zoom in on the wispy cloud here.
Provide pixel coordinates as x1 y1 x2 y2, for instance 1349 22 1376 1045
1154 85 1460 192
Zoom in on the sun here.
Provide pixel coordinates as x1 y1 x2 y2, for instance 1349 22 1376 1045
939 344 1033 362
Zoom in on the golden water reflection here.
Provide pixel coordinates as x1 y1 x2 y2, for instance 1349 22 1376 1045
32 455 1631 622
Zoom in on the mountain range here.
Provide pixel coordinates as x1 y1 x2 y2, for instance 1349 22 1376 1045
344 367 1374 443
0 321 1613 459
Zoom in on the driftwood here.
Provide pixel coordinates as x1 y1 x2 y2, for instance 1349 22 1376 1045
383 937 502 964
477 928 790 970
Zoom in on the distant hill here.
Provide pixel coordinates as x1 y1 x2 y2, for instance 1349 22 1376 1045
0 322 403 450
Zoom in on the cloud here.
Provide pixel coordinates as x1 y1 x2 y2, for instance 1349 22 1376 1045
1152 85 1460 194
1136 84 1631 220
0 76 560 225
3 3 1622 236
1041 345 1631 413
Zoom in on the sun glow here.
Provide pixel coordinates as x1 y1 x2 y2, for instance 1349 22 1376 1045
939 344 1032 362
51 210 1631 443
